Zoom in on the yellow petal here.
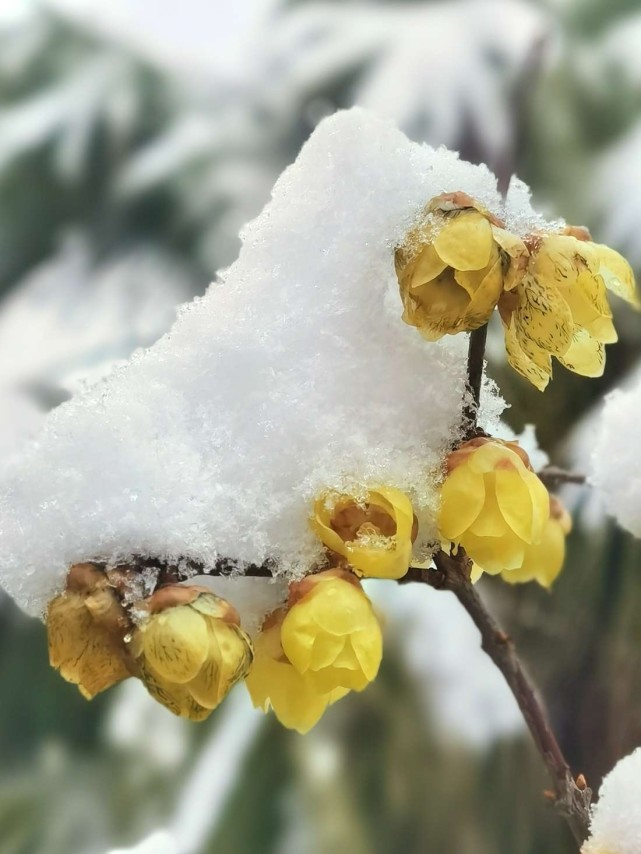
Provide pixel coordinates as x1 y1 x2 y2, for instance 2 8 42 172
494 468 548 545
438 464 486 540
188 623 253 709
502 517 566 588
594 243 640 308
470 564 484 584
492 226 529 291
504 314 552 391
515 275 573 358
349 627 383 683
468 477 509 537
308 663 370 694
309 632 346 671
557 329 605 378
461 530 526 574
139 661 211 721
409 243 448 286
139 606 209 684
433 211 494 271
47 593 129 698
245 630 340 734
464 255 503 322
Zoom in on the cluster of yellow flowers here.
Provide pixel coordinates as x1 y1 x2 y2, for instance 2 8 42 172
395 192 639 390
47 459 569 732
45 188 637 733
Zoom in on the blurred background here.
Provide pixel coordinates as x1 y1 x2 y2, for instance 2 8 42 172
1 0 641 852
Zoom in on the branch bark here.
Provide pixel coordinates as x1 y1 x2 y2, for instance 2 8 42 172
538 466 588 488
462 324 488 438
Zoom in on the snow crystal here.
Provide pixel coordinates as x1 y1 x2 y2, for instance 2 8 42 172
583 747 641 854
0 107 510 617
591 375 641 538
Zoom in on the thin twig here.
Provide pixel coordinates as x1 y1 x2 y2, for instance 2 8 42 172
462 324 488 439
538 466 588 488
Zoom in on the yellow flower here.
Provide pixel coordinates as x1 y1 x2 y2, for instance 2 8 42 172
475 497 571 588
311 487 415 579
499 227 639 390
280 568 383 693
438 438 550 575
132 586 253 721
395 191 528 340
245 609 347 734
47 563 132 699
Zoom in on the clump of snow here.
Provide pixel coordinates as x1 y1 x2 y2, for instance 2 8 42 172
503 175 564 237
0 107 515 617
591 377 641 538
582 747 641 854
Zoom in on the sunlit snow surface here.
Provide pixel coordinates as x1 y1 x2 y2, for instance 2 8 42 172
0 108 511 616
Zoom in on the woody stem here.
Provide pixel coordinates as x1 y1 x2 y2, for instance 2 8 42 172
462 323 488 438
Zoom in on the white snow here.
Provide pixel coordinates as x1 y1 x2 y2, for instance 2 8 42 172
0 108 514 617
583 747 641 854
591 370 641 538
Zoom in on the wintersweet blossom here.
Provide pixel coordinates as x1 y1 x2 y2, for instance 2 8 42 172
395 191 527 341
132 586 253 721
311 487 415 579
438 438 550 575
47 563 132 699
280 569 383 693
499 227 639 391
245 609 347 734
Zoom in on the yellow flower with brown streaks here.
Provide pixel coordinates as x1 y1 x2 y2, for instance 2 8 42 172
395 191 528 340
132 586 253 721
47 563 133 699
245 608 348 734
438 438 550 575
499 226 639 390
311 487 415 579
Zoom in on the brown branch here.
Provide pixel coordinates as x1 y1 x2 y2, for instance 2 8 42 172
462 324 488 439
538 466 588 489
407 551 592 846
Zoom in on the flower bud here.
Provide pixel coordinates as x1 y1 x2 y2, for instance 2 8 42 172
133 586 253 721
395 192 527 340
438 438 550 575
245 609 347 734
280 569 382 693
47 563 132 699
311 487 415 579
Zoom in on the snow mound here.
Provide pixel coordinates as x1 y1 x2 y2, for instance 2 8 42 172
0 107 509 617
